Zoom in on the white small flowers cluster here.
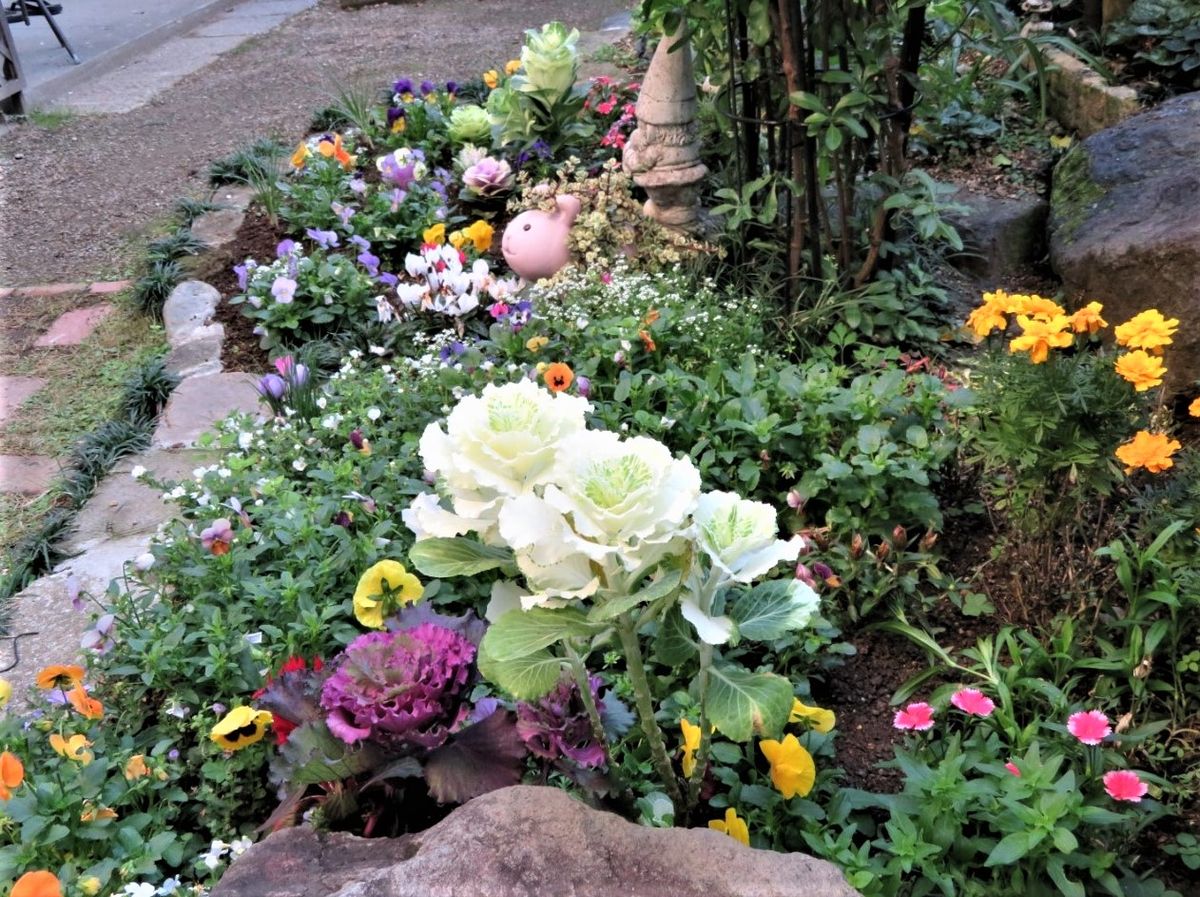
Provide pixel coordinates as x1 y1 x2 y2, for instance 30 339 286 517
389 245 517 318
120 876 185 897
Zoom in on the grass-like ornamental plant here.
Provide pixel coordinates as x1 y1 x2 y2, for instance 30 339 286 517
404 380 819 820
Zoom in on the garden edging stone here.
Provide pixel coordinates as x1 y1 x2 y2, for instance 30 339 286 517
212 786 860 897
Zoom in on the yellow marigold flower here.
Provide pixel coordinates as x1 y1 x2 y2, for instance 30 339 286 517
353 560 423 629
760 733 816 799
0 678 11 707
1009 314 1073 363
0 750 24 800
1189 397 1200 418
525 335 549 353
965 301 1007 338
210 706 273 752
982 289 1022 314
505 58 522 75
290 142 311 169
1116 430 1181 474
680 718 701 778
1013 294 1065 319
448 230 467 251
1115 309 1179 354
125 754 150 780
35 664 84 691
464 219 495 253
49 733 94 765
708 807 750 846
789 699 836 734
483 69 500 89
1070 301 1107 334
423 223 446 246
67 685 103 720
79 878 101 897
1115 350 1167 392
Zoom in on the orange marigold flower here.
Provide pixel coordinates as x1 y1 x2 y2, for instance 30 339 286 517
0 750 24 800
965 300 1007 338
66 685 103 720
35 664 84 691
1070 301 1107 334
1115 350 1167 392
10 871 62 897
1115 430 1182 474
1189 397 1200 418
1008 314 1073 363
1114 309 1179 354
543 362 574 393
1012 294 1065 319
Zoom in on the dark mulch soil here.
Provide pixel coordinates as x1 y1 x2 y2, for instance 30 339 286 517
190 208 283 373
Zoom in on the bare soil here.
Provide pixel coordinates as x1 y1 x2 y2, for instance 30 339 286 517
0 0 627 286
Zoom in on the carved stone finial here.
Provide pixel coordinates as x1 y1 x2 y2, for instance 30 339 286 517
622 26 708 232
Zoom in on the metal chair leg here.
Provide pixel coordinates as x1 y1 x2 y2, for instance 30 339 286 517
30 0 78 64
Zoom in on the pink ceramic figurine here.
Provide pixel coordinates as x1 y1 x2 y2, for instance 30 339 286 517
501 194 582 282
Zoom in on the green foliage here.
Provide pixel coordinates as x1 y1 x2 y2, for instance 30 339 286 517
131 260 184 318
1106 0 1200 91
207 139 287 186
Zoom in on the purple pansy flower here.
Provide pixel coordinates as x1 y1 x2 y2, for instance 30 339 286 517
445 80 458 95
276 239 296 258
271 276 297 304
392 78 414 96
233 263 250 291
419 79 436 96
357 251 380 276
306 227 339 249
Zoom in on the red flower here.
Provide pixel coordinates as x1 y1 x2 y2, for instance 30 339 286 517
1067 710 1111 746
950 688 995 717
1103 769 1148 802
893 702 935 731
253 656 324 745
1004 761 1021 777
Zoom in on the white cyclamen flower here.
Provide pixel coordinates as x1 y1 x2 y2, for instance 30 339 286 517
693 491 803 583
543 431 700 570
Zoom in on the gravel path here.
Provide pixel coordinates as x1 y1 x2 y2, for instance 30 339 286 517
0 0 626 286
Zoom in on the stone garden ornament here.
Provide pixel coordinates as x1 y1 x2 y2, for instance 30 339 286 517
623 26 709 232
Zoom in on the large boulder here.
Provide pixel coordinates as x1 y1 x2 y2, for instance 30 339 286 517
1049 92 1200 390
211 785 858 897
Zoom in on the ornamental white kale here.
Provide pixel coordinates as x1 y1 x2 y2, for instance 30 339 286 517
694 491 803 583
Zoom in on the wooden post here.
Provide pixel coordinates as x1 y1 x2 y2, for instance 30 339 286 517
0 10 26 116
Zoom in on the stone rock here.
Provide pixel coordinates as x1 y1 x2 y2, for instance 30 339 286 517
1040 48 1139 138
191 208 246 249
212 786 857 897
213 185 257 211
945 188 1049 283
1049 92 1200 390
152 372 262 449
33 303 116 347
0 375 46 422
0 455 58 495
166 326 225 379
163 281 220 347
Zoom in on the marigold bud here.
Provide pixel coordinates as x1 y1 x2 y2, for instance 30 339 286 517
892 525 908 546
850 533 865 559
919 530 938 551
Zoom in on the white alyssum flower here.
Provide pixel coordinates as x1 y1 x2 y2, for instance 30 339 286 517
130 465 146 479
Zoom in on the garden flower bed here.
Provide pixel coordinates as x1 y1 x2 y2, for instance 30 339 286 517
2 8 1199 897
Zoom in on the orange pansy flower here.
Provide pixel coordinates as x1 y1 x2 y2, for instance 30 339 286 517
542 362 574 393
0 750 24 800
11 871 62 897
35 664 84 691
67 685 103 720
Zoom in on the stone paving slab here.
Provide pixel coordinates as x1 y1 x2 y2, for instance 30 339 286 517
191 208 246 249
152 372 263 449
89 280 132 295
0 375 47 421
33 303 116 348
0 455 58 495
163 280 220 345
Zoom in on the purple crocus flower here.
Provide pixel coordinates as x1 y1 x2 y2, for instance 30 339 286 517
233 263 250 291
306 227 339 249
257 373 286 400
393 78 414 96
357 251 380 276
274 356 309 386
276 239 297 258
271 276 297 305
419 79 436 96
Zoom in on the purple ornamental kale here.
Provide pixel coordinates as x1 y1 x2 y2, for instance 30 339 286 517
516 674 607 768
321 624 476 750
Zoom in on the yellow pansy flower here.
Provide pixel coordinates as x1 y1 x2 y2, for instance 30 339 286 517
759 733 816 799
353 560 424 629
505 59 522 75
210 706 273 752
708 807 750 846
448 230 467 251
525 335 549 353
49 733 94 765
464 220 495 253
789 699 836 734
0 678 11 707
124 754 150 780
483 70 500 89
423 223 446 246
290 142 311 169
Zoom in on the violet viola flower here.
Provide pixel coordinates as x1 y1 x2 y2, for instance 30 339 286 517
233 263 250 291
331 202 355 227
386 107 406 129
349 177 367 195
67 573 84 612
445 80 458 95
306 227 339 249
276 239 297 258
81 613 116 654
576 375 591 398
419 79 435 96
358 251 380 276
379 156 417 189
377 272 399 287
350 235 370 251
393 78 414 96
200 518 235 556
348 429 367 451
388 188 407 212
271 277 297 305
257 373 286 401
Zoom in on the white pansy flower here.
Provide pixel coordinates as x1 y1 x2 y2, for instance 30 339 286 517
543 432 700 570
693 491 803 583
